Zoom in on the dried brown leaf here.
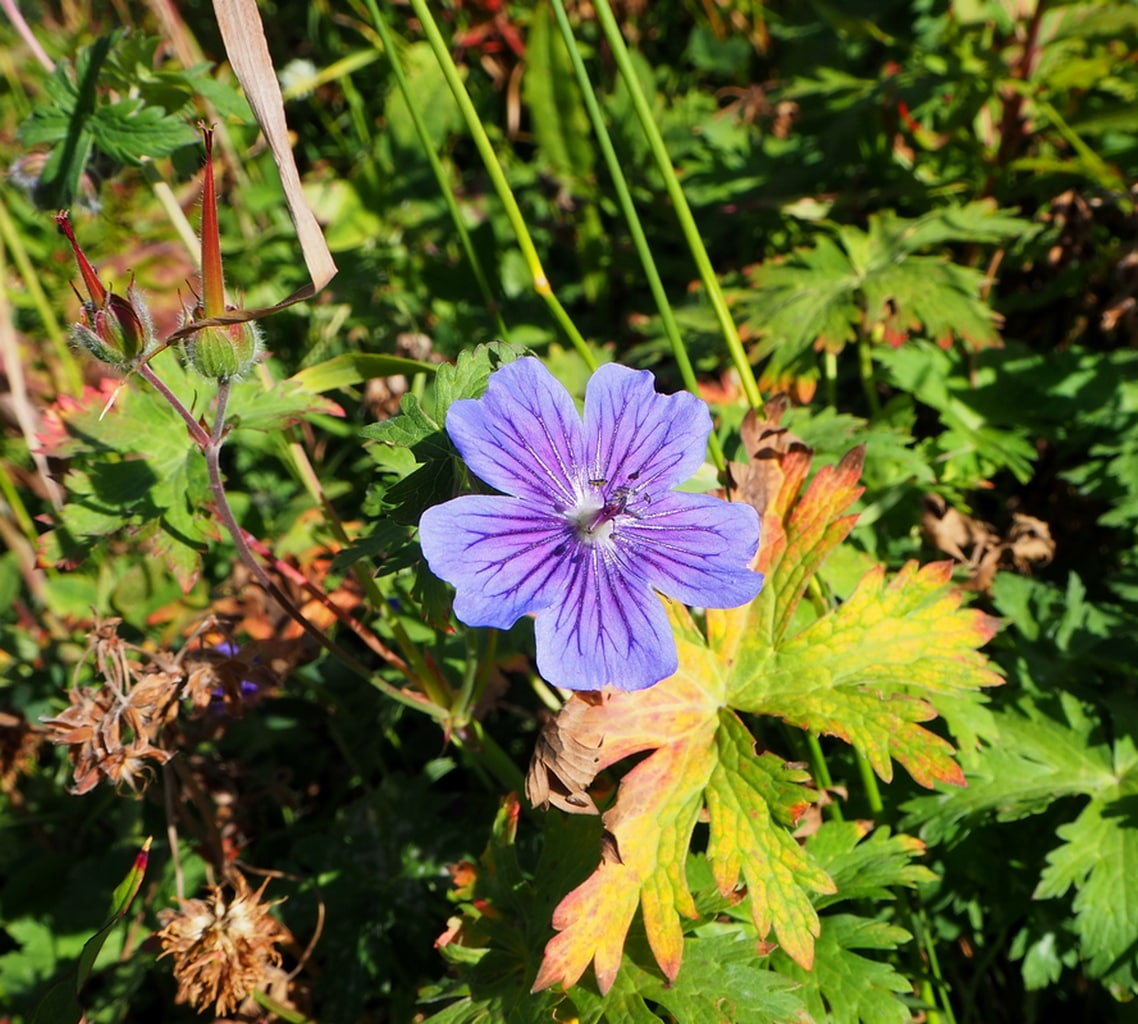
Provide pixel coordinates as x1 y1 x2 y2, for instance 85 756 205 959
729 394 813 517
525 694 604 815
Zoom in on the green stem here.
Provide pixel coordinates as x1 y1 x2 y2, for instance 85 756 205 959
804 732 843 823
824 349 838 408
852 746 884 817
275 420 453 710
463 719 526 794
909 897 958 1024
547 0 724 471
591 0 761 409
405 0 595 368
857 336 881 416
362 0 510 342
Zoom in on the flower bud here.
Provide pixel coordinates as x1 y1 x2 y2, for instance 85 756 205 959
56 211 157 370
186 320 262 381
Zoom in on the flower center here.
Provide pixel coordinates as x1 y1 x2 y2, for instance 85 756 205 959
568 485 638 545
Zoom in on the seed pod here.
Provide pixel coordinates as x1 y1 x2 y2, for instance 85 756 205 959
186 320 262 381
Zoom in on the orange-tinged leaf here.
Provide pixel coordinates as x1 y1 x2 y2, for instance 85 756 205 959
707 712 836 968
714 446 865 664
531 444 1001 995
732 560 1003 786
532 646 722 994
533 622 828 994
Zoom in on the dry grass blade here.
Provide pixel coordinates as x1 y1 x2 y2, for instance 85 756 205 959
211 0 336 299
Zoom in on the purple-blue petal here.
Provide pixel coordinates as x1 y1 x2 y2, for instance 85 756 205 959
617 492 763 608
533 547 677 691
419 495 573 628
583 363 711 492
445 358 586 506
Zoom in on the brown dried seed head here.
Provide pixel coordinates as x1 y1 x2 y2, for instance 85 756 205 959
157 875 288 1016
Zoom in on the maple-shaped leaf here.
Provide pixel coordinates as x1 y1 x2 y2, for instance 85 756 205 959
735 201 1030 377
531 439 1001 994
568 932 810 1024
765 822 934 1023
772 915 913 1024
906 694 1138 990
717 446 1004 784
18 30 198 208
531 656 828 995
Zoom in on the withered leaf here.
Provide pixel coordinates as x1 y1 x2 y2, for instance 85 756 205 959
922 497 1055 593
729 394 813 517
525 693 604 815
1007 513 1055 571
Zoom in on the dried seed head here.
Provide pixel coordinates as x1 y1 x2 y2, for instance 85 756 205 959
40 620 181 795
41 682 176 795
157 875 288 1016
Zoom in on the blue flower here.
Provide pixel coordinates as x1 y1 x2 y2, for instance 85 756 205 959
418 358 764 691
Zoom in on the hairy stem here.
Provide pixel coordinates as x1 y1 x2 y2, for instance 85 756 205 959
197 379 444 719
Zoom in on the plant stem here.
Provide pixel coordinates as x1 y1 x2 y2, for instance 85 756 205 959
405 0 596 369
591 0 761 409
271 396 453 709
362 0 509 342
852 746 884 817
141 367 444 719
857 336 881 416
823 350 838 408
547 0 725 471
804 732 843 823
138 364 211 448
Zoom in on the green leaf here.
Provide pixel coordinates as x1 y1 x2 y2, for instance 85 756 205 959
903 695 1115 845
905 690 1138 990
385 42 463 152
362 393 443 449
773 915 913 1024
875 341 1038 486
1036 792 1138 989
18 30 196 207
31 839 150 1024
227 375 345 433
808 823 937 909
88 97 198 164
430 343 525 424
288 353 436 394
617 932 808 1023
524 3 595 186
739 203 1029 375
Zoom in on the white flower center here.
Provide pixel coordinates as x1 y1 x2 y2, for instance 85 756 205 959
567 484 640 546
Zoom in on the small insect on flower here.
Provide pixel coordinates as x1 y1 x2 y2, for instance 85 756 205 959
418 357 764 691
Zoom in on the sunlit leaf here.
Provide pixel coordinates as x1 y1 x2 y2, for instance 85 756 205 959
533 441 1000 992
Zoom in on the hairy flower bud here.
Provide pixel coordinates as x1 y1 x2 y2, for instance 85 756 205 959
71 284 157 369
56 211 157 370
186 320 262 381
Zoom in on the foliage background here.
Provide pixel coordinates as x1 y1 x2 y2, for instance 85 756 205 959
2 1 1138 1022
